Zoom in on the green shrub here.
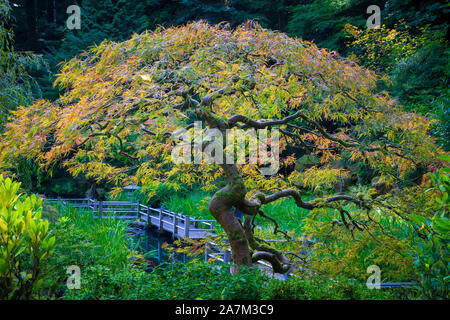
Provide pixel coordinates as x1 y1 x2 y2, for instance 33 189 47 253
409 160 449 299
62 264 148 300
63 261 267 300
41 205 131 297
390 41 449 104
63 260 409 300
0 176 55 299
262 274 403 300
408 89 450 151
152 262 267 300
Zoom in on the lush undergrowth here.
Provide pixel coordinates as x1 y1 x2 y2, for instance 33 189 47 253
38 204 404 300
64 261 403 300
2 172 446 299
41 204 132 297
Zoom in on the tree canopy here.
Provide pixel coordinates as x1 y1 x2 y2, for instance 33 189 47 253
0 21 445 270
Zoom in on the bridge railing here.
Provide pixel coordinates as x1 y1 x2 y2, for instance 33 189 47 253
45 197 216 238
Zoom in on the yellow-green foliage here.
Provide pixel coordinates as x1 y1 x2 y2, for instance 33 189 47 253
0 175 55 299
344 23 431 73
289 167 349 189
303 206 416 282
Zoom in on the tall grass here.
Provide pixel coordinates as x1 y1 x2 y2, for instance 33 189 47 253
162 191 313 234
256 197 312 234
44 204 131 269
162 191 211 219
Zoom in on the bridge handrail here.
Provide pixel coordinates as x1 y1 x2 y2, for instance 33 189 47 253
44 197 216 230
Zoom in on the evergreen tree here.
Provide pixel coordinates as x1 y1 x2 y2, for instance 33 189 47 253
0 0 43 127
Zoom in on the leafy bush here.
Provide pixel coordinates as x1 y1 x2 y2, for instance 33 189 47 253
302 204 417 283
262 274 403 300
63 259 410 300
0 0 44 127
409 159 449 299
408 88 450 151
41 205 131 297
412 227 449 299
63 261 267 300
344 23 449 106
390 40 449 104
344 23 429 74
0 176 55 299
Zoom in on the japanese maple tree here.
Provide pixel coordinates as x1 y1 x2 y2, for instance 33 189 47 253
0 21 443 272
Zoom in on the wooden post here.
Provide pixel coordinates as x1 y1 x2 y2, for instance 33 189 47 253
223 250 231 263
99 200 103 219
159 209 163 230
184 216 190 238
210 221 215 231
157 239 161 262
57 196 62 210
137 201 141 219
93 200 98 217
205 243 208 262
173 214 177 238
147 206 150 225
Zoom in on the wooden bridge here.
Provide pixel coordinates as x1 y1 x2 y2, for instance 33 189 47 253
45 198 216 239
45 198 282 272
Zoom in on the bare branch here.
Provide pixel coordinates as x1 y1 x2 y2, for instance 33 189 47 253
251 251 291 274
253 189 367 210
201 87 228 107
228 110 303 129
140 123 194 137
